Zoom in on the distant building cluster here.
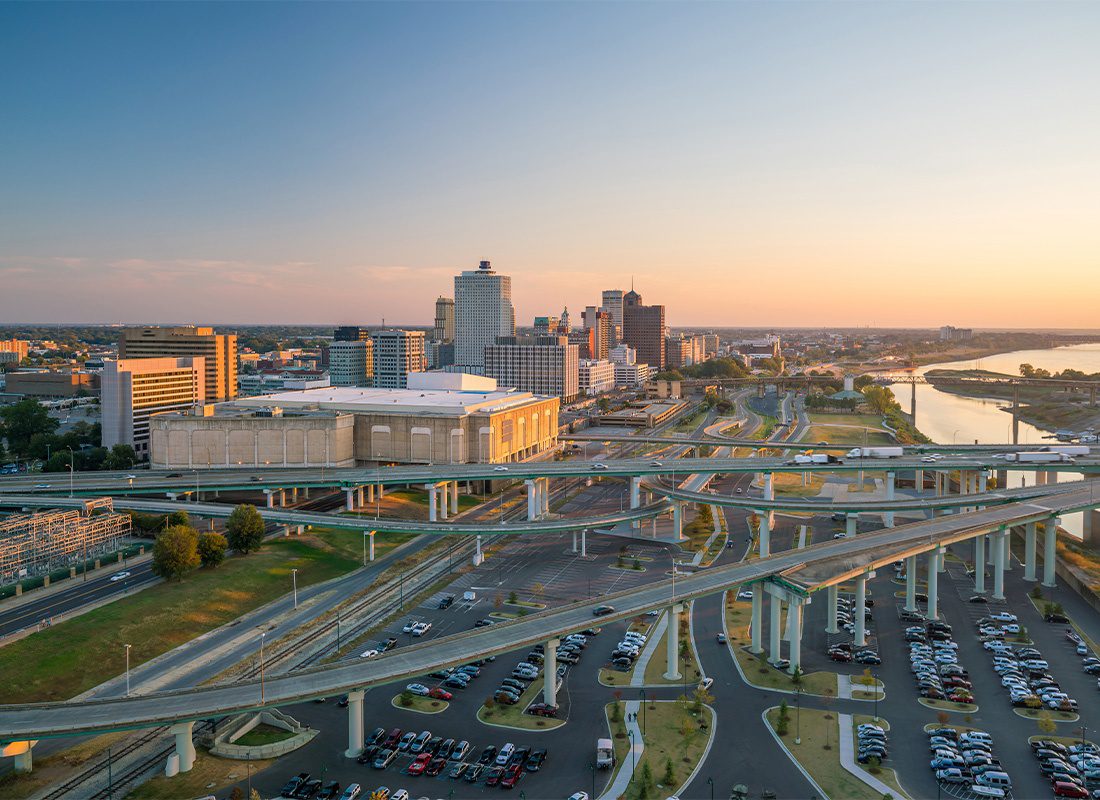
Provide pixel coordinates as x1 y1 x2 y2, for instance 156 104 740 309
940 325 973 342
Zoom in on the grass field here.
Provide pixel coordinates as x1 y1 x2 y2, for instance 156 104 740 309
234 723 294 747
391 693 450 714
642 609 700 686
476 676 564 730
608 700 714 799
128 751 274 800
0 534 362 703
766 707 888 800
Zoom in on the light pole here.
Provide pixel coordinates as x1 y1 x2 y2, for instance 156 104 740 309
67 446 74 497
795 684 802 745
639 688 646 734
259 632 267 704
291 568 298 609
362 531 367 566
707 776 715 800
588 763 596 797
124 644 131 697
873 669 879 721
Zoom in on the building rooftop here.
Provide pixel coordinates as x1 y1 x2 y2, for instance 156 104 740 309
233 384 548 416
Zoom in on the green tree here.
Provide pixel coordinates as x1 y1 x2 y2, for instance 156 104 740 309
197 531 228 567
861 385 895 416
0 398 58 456
663 756 676 786
640 760 656 794
102 444 138 471
166 509 191 528
508 590 518 604
225 504 265 553
151 525 200 581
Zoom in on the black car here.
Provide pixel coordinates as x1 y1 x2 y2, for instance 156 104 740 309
317 782 341 800
294 779 323 799
478 744 498 764
464 764 485 782
1045 613 1070 623
474 618 495 627
280 774 310 798
381 637 398 651
438 594 455 609
510 745 532 766
355 745 381 765
593 605 615 616
526 749 548 772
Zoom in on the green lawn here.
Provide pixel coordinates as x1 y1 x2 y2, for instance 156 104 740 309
609 700 714 799
234 723 294 747
642 609 701 686
0 535 361 703
476 676 564 730
127 751 274 800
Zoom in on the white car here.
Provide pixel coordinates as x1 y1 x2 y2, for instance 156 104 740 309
568 794 590 800
109 571 131 582
921 456 938 463
1001 624 1021 634
493 466 509 472
989 612 1017 623
406 683 430 696
700 677 714 690
340 785 362 800
592 463 609 470
737 589 754 601
34 483 51 489
412 622 431 636
359 649 380 659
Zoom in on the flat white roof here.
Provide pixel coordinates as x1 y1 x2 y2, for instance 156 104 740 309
233 385 549 416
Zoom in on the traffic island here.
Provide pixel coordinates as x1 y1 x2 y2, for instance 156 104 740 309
605 699 714 800
642 608 702 686
390 694 450 714
918 698 978 714
764 706 904 800
598 616 659 686
1014 707 1079 723
724 597 838 696
476 677 565 731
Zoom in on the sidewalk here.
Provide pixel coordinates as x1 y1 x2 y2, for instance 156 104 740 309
630 613 668 687
837 712 899 796
598 699 643 800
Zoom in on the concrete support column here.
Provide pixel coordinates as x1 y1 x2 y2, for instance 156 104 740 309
544 640 559 706
751 584 764 652
672 502 683 541
854 576 867 647
845 513 858 538
541 478 549 515
1036 470 1048 486
571 531 577 553
356 486 363 507
992 528 1006 600
825 585 839 634
884 472 895 527
664 603 684 680
1083 508 1100 547
525 480 537 521
630 476 641 509
1043 516 1059 588
787 598 804 674
171 721 196 772
474 534 483 565
927 550 940 621
974 534 986 594
344 690 365 757
905 556 918 611
763 472 775 527
279 490 286 507
450 481 459 516
758 512 771 557
1049 471 1059 484
344 488 354 511
915 468 924 491
769 595 783 663
296 524 304 536
1002 526 1012 570
977 472 987 512
268 490 276 509
987 533 995 566
10 742 34 774
368 531 375 562
580 529 587 558
1024 521 1038 581
426 484 439 522
996 470 1007 490
438 483 448 520
365 484 374 504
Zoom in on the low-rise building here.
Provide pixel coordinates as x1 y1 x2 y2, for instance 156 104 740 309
578 359 615 396
5 370 99 398
613 361 651 388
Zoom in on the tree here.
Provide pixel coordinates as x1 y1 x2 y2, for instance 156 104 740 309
167 509 191 529
663 756 676 786
1037 711 1058 735
508 590 518 605
198 531 228 567
102 444 138 471
225 504 265 553
0 398 58 456
151 525 200 582
531 582 545 603
861 385 895 416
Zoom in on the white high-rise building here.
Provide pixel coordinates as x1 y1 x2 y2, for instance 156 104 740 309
101 357 206 459
455 260 515 372
328 339 373 387
601 289 624 327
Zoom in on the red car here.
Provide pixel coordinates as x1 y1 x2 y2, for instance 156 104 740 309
382 727 402 748
1053 781 1088 798
428 687 452 701
526 703 558 717
407 752 433 775
829 650 852 662
484 766 505 786
425 757 447 776
500 764 524 789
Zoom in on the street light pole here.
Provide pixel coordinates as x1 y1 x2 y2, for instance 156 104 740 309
707 777 715 800
291 568 298 609
124 644 131 697
640 688 646 734
67 446 74 498
795 685 802 745
259 632 267 704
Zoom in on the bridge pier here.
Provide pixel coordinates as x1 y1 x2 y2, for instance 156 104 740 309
571 531 577 553
171 721 196 773
750 585 764 652
664 603 684 680
884 472 895 528
905 556 918 611
758 512 771 557
450 481 460 516
914 468 924 492
525 480 538 521
1083 508 1100 547
544 640 559 706
630 476 641 530
366 531 375 562
3 741 36 774
769 596 783 663
992 528 1007 600
977 472 987 511
1024 522 1038 580
672 501 683 541
825 585 839 634
854 574 867 648
268 490 276 509
1003 525 1013 571
763 473 775 529
845 514 857 538
1043 516 1059 588
580 529 587 558
344 488 354 511
427 484 439 522
986 532 995 566
927 549 942 620
345 689 365 758
786 596 805 674
974 534 986 594
473 535 483 566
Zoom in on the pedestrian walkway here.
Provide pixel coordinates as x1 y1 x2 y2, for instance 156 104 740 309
837 712 901 797
598 699 643 800
631 613 668 687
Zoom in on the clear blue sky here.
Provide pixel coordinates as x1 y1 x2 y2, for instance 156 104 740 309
2 1 1098 327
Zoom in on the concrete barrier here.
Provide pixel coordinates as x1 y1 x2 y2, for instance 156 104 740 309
209 709 316 760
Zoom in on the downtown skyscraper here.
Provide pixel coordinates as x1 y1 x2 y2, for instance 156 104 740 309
454 260 515 373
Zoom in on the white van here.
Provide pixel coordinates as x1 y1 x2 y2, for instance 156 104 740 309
975 771 1012 789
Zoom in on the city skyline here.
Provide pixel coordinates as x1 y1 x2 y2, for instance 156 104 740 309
2 2 1099 327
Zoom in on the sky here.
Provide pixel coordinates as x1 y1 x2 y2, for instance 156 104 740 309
1 1 1099 328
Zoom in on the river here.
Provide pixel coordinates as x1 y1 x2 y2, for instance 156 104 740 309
887 343 1100 538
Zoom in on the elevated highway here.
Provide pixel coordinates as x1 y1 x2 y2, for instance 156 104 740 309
0 483 1096 743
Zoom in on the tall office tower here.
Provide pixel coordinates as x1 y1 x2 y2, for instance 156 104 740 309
484 335 579 402
370 329 426 388
582 306 612 361
454 260 515 373
328 339 373 386
333 326 371 342
665 335 692 369
558 307 571 334
622 289 666 370
434 297 455 343
601 289 624 328
101 357 205 459
118 326 237 402
567 328 594 359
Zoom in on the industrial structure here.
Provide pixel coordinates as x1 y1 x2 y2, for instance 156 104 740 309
0 501 131 585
